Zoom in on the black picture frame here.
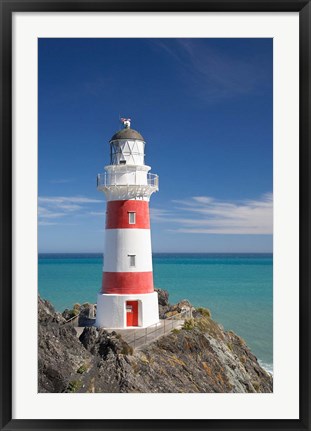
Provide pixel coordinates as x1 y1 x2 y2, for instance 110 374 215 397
1 1 310 430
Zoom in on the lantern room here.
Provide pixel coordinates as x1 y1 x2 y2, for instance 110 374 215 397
109 120 145 166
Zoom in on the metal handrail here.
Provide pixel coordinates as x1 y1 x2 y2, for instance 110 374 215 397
63 313 80 326
97 172 159 188
128 308 192 349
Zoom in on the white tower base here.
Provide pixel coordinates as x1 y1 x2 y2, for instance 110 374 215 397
96 292 159 329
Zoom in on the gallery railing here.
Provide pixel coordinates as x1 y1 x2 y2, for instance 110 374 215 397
97 172 159 189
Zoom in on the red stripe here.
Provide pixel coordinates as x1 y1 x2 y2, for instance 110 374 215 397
106 200 150 229
102 271 154 294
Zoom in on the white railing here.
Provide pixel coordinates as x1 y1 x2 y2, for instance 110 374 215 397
97 172 159 189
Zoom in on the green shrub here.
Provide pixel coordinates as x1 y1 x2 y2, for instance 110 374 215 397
172 328 181 334
196 307 211 318
183 318 196 331
67 380 82 393
252 381 260 391
236 335 246 346
67 308 79 318
121 344 133 355
77 364 88 374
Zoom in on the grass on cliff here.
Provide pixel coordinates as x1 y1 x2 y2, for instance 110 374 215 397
196 307 212 318
77 363 88 374
67 380 82 393
183 318 196 331
182 314 224 340
121 344 134 355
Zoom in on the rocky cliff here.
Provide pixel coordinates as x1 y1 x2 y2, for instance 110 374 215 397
38 291 273 393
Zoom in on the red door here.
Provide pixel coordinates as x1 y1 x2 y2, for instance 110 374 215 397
126 301 138 326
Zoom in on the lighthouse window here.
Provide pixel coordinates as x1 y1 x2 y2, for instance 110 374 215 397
128 212 136 224
128 254 136 267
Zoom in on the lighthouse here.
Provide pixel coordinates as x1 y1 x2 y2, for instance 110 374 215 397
96 119 160 328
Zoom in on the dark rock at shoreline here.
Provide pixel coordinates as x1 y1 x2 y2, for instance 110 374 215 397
38 290 273 393
154 287 170 318
62 302 96 326
155 287 169 306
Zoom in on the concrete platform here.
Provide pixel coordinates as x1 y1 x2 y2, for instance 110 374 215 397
74 318 184 349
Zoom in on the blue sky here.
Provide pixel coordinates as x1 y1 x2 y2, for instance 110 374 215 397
38 38 273 253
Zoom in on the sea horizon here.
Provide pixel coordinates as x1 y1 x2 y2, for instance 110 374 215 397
39 252 273 256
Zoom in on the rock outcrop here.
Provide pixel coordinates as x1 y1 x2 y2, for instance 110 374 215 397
38 297 95 393
38 292 273 393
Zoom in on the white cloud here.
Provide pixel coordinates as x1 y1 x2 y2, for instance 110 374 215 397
155 193 273 235
38 221 58 226
38 206 65 219
38 195 103 225
150 207 173 222
88 211 106 216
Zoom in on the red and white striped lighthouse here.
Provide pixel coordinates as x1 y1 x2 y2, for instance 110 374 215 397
96 119 159 328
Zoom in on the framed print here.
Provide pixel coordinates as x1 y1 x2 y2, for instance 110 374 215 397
1 1 310 430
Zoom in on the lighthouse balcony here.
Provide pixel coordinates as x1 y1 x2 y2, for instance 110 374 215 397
97 172 159 200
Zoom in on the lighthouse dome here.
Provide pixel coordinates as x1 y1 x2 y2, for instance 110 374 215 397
109 123 146 166
110 128 144 142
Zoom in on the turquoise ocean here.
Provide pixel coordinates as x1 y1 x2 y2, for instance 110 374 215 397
38 253 273 373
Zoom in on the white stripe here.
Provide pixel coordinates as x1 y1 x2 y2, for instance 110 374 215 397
104 229 153 272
